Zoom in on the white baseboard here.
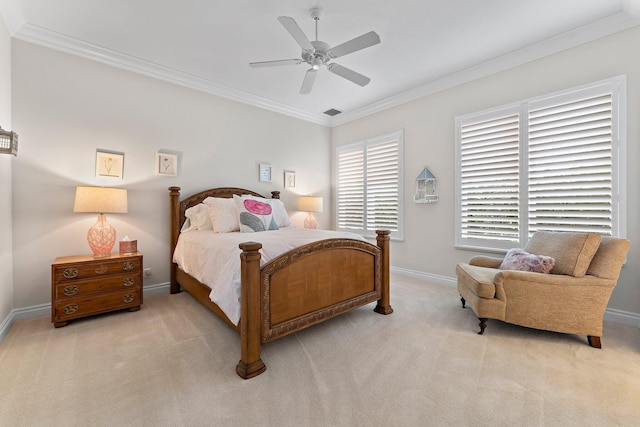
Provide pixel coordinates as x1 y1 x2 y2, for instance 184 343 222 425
144 282 171 296
0 302 50 342
1 277 637 342
0 282 171 342
391 266 457 287
391 267 640 328
603 308 640 328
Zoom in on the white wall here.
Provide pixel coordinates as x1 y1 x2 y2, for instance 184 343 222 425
11 40 331 309
332 26 640 316
8 26 640 319
0 16 14 325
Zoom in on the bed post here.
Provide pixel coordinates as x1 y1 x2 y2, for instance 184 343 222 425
374 230 393 315
236 242 266 379
169 186 181 294
270 191 280 199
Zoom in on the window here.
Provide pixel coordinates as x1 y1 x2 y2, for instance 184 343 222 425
456 77 625 251
336 130 404 240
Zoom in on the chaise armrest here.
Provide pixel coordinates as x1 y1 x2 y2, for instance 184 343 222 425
469 255 504 269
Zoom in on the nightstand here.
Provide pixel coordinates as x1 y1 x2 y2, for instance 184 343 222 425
51 252 143 327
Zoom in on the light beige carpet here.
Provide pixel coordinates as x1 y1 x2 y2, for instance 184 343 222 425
1 275 639 426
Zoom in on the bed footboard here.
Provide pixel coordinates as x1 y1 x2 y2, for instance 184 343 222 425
236 230 392 379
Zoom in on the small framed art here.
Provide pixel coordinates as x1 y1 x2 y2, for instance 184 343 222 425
259 163 271 182
156 153 178 176
284 170 296 188
96 150 124 179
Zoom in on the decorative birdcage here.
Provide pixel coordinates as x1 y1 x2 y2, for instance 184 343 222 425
414 167 438 203
0 126 18 156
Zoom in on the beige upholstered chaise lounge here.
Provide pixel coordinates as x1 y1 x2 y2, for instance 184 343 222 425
456 231 630 348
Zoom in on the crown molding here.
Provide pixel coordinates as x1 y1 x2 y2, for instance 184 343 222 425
13 23 332 127
329 11 640 126
10 11 640 129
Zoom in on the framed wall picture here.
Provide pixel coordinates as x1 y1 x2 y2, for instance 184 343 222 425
96 149 124 179
259 163 271 182
156 153 178 176
284 170 296 188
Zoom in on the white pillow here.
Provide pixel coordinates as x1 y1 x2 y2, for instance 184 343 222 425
270 198 291 228
244 195 291 228
233 195 279 232
181 203 213 232
203 197 239 233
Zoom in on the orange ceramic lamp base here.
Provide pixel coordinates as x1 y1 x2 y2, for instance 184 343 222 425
304 212 318 229
87 214 116 257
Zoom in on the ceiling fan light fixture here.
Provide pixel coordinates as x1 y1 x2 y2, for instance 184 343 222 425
249 9 380 95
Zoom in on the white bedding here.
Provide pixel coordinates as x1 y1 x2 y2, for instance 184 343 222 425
172 227 367 325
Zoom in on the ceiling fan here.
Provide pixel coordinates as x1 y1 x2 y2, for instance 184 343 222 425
249 8 380 94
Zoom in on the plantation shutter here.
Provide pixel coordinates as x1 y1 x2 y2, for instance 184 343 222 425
336 131 403 239
456 77 623 250
337 146 364 230
458 108 521 246
528 92 613 235
366 141 400 231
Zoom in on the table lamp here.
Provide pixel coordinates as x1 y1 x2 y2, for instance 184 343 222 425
299 196 323 229
73 186 128 257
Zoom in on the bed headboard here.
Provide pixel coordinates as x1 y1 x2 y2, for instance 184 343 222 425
168 186 280 293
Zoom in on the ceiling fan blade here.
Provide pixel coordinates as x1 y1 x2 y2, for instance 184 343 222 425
327 63 371 86
300 69 317 94
277 16 314 51
329 31 380 59
249 59 302 68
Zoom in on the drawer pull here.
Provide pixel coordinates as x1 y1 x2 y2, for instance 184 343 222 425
63 268 78 279
95 265 109 275
122 262 135 271
122 278 135 287
122 294 135 303
63 304 79 315
63 285 79 296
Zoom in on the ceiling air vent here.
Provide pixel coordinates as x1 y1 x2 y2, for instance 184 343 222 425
323 108 342 116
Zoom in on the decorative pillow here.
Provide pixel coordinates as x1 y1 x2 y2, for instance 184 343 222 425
203 197 240 233
499 248 555 274
243 195 291 228
233 195 279 232
269 198 291 228
524 231 601 277
180 203 213 232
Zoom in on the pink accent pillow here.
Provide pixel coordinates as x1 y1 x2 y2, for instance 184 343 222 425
499 248 555 274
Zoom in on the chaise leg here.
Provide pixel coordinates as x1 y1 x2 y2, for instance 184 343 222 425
460 296 466 308
587 335 602 349
477 318 487 335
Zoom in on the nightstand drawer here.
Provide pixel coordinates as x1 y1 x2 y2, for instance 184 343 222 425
54 273 141 299
53 258 141 282
53 289 141 322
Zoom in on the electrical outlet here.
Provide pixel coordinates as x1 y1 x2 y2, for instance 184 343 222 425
144 268 152 278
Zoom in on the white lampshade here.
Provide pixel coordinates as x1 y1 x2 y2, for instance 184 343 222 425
299 196 323 213
73 186 128 213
